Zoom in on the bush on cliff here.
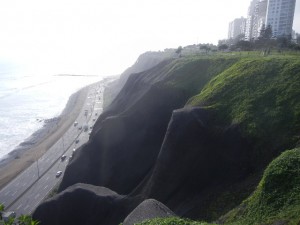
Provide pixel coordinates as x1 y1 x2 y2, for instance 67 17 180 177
135 217 213 225
221 148 300 225
134 148 300 225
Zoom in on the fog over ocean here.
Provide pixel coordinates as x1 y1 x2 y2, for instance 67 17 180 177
0 65 101 161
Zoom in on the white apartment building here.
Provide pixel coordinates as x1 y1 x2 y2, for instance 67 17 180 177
265 0 296 37
245 0 258 40
245 0 268 40
228 17 247 39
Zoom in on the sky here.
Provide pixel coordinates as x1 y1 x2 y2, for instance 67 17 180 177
0 0 299 76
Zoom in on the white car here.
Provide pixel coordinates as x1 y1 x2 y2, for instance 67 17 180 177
61 155 66 161
56 171 63 178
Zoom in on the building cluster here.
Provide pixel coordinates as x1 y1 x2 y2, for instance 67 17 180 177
228 0 297 41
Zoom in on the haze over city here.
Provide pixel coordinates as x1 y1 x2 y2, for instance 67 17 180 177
0 0 299 76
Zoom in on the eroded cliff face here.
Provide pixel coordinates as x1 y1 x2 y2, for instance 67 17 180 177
34 107 253 225
58 59 191 194
33 56 261 225
103 51 173 108
135 107 253 220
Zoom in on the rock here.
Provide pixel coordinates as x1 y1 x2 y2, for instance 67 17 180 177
123 199 176 225
137 107 252 220
33 183 142 225
34 57 251 224
58 60 189 194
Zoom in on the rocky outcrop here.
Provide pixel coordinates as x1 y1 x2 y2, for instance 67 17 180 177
135 107 253 220
34 107 253 225
33 183 142 225
33 184 176 225
122 199 175 225
104 51 173 108
34 56 255 224
58 60 190 194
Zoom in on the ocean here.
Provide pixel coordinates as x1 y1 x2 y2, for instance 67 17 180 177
0 67 102 161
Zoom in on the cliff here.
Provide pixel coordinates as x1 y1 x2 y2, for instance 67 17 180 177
33 54 300 225
103 51 174 108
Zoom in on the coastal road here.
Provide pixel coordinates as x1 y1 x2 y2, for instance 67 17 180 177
0 80 108 216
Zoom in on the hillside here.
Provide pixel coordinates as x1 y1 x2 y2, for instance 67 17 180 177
103 51 175 108
33 54 300 225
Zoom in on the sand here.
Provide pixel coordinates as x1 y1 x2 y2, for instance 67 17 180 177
0 85 90 190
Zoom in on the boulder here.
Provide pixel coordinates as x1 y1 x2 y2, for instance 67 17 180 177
123 199 176 225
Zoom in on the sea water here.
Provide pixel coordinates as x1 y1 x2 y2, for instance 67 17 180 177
0 67 102 161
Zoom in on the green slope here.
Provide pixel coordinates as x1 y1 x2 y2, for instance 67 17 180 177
188 57 300 166
135 55 300 225
135 148 300 225
221 148 300 225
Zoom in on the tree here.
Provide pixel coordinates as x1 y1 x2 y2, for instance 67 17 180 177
235 40 254 51
0 204 39 225
255 24 275 52
175 46 182 55
297 33 300 44
259 24 272 40
218 44 229 51
277 36 291 49
199 45 210 54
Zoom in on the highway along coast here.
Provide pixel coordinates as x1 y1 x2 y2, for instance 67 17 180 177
0 78 112 216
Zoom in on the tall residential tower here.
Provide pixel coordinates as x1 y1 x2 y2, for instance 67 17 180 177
265 0 296 37
245 0 268 40
228 17 247 39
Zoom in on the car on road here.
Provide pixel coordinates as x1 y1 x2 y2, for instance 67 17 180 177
75 139 79 144
61 155 66 161
83 125 88 132
56 171 62 178
72 148 76 156
74 121 78 126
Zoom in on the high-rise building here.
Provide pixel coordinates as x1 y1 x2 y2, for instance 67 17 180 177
253 0 268 39
265 0 296 37
245 0 268 40
243 0 295 40
245 0 258 40
228 17 247 39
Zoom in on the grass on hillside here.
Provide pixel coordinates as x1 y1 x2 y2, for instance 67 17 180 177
134 217 214 225
221 148 300 225
188 57 300 164
165 56 239 96
134 148 300 225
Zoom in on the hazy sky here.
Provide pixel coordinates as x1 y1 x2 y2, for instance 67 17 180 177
0 0 299 76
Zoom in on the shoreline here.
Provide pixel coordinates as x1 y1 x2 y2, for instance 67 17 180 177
0 83 92 190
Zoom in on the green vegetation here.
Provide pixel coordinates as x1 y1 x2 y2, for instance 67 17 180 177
222 148 300 225
135 217 213 225
148 55 300 223
130 148 300 225
164 56 239 97
188 56 300 164
0 204 39 225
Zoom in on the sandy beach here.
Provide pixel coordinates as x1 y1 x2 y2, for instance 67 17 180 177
0 85 90 190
